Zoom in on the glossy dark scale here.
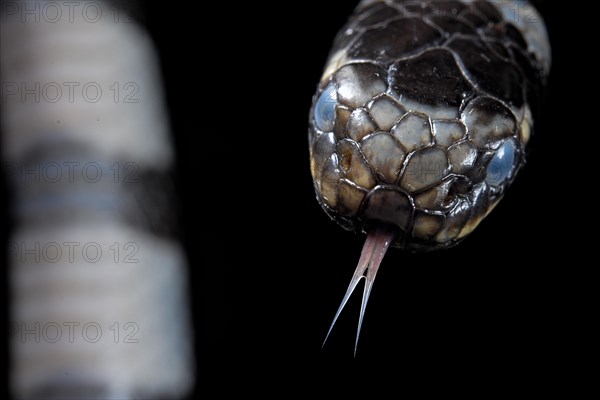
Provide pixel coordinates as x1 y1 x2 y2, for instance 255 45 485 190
309 0 550 251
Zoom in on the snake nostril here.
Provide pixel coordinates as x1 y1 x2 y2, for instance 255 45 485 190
467 151 494 185
449 177 473 197
339 147 353 173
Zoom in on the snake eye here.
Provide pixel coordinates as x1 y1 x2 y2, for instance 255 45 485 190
486 139 517 186
314 84 338 131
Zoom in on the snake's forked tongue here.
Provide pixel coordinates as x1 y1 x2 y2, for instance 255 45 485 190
323 225 396 355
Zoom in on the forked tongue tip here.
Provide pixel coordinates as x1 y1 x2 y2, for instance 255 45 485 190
323 225 396 355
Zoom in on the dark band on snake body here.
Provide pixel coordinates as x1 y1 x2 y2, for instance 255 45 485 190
308 0 550 352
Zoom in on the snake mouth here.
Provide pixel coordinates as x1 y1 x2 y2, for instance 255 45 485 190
316 174 507 252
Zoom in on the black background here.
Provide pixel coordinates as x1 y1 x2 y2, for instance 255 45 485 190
1 0 592 397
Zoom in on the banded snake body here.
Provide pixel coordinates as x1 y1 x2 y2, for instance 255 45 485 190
308 0 550 351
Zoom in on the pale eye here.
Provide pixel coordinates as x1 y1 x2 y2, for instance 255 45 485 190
486 139 517 186
314 84 337 132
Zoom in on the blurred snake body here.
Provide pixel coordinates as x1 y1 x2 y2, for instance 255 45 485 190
308 0 550 351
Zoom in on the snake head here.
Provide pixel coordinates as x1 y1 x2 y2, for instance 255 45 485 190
309 62 531 252
309 0 550 354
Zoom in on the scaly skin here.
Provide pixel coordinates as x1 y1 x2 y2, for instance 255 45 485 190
309 0 550 251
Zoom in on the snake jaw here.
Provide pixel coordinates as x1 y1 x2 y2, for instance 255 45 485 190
323 225 396 355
